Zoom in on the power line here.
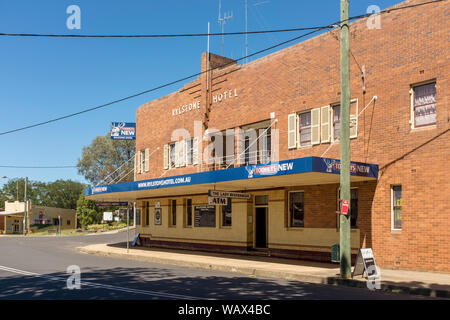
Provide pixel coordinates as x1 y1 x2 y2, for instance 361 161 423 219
0 0 445 137
0 26 332 38
0 0 444 39
0 26 329 137
0 165 76 168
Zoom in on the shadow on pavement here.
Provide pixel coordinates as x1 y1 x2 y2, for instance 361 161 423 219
0 265 430 300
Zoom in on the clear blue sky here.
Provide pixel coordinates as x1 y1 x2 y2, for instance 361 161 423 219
0 0 401 186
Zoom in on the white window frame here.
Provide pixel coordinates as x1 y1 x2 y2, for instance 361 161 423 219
140 150 145 173
391 185 402 231
298 110 312 148
169 142 176 169
331 98 358 142
410 81 437 130
288 190 305 228
331 103 340 143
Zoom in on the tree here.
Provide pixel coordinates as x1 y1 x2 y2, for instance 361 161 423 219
77 134 135 186
76 193 102 229
0 179 85 210
0 189 10 208
44 180 86 209
1 179 45 205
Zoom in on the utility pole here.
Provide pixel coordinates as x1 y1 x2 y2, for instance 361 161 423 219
23 177 28 235
339 0 351 278
126 203 130 253
245 0 248 64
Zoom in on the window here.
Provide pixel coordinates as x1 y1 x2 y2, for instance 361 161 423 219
145 202 149 226
333 104 341 141
289 192 304 227
392 186 402 230
186 199 192 227
412 82 436 128
140 150 145 172
186 139 194 166
255 195 268 206
169 143 176 168
171 199 177 226
258 127 271 164
241 120 272 165
244 136 251 165
299 112 312 146
53 218 59 226
67 220 70 226
136 209 141 226
222 199 232 227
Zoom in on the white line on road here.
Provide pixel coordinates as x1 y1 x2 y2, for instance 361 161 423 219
0 265 204 300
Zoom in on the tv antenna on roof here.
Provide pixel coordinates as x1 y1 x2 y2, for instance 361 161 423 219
218 0 233 56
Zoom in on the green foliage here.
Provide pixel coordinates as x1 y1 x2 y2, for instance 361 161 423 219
1 179 85 209
76 193 102 229
76 134 135 185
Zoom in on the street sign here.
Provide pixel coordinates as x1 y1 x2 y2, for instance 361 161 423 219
110 122 136 140
341 200 349 215
208 196 228 205
103 212 113 222
96 202 129 207
352 248 379 280
208 190 251 200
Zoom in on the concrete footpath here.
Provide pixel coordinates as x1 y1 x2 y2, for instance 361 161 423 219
78 243 450 299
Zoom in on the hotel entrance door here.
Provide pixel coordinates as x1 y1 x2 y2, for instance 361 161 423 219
255 207 267 248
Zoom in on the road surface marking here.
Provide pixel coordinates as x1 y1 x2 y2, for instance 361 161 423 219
0 265 204 299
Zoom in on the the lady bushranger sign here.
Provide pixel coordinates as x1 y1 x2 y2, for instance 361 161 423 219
171 88 238 117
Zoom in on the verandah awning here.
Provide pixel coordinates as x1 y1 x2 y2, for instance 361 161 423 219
0 210 24 216
85 156 379 202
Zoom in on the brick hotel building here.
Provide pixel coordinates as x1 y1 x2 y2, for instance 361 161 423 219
86 0 450 273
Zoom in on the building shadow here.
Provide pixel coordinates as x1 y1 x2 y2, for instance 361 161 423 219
0 265 432 300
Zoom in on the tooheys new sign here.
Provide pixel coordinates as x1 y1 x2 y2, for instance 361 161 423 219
110 122 136 140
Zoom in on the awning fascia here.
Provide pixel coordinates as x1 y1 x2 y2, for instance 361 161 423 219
85 157 378 201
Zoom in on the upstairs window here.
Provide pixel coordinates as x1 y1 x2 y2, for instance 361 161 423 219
241 120 272 165
186 138 194 166
333 105 341 141
412 82 436 128
299 111 312 147
169 143 176 168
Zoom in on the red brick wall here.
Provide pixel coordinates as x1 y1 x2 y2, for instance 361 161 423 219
135 0 450 272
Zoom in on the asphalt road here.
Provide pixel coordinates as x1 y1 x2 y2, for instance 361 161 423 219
0 231 432 300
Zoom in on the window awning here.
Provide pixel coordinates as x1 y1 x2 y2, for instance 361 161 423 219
85 156 379 202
